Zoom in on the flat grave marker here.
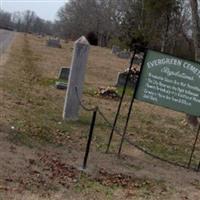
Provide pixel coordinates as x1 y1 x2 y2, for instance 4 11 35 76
58 67 70 81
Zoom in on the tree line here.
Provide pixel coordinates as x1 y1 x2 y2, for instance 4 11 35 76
0 9 54 35
0 0 199 58
57 0 199 57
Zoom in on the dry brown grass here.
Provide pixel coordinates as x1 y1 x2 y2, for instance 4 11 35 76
30 35 127 86
1 33 200 200
2 32 200 167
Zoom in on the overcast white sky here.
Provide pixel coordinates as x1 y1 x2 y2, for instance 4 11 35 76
1 0 67 21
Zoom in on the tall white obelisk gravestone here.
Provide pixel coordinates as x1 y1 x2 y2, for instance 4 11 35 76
63 36 90 120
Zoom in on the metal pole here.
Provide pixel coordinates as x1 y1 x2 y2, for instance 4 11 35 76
118 49 148 156
82 109 97 169
188 124 200 169
118 87 136 156
197 161 200 172
106 50 137 153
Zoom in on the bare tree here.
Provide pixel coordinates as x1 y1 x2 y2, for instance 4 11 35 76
11 10 54 35
57 0 117 45
0 10 12 28
22 10 36 32
186 0 200 127
190 0 200 60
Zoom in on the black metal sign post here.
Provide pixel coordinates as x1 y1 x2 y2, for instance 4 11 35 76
188 123 200 169
118 86 137 156
106 49 137 153
118 50 147 156
197 161 200 172
100 46 200 170
82 109 97 169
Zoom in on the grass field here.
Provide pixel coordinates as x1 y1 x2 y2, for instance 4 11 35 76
0 33 200 200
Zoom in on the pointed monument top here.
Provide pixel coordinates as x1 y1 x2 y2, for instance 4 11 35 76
75 36 90 45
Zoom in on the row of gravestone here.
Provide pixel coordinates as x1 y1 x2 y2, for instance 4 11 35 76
54 42 143 90
33 33 62 48
47 38 62 48
112 45 131 59
56 65 142 90
112 45 144 63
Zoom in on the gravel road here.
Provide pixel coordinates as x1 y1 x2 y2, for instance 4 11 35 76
0 29 15 55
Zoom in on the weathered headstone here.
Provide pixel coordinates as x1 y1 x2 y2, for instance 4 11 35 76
47 39 62 48
116 70 139 88
63 36 90 120
112 45 121 54
116 72 127 87
117 51 131 59
58 67 70 81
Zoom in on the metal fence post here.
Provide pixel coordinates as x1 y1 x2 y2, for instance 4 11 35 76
106 50 137 153
188 124 200 169
82 109 97 169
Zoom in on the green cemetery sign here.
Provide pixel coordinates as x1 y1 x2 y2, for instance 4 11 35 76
136 50 200 116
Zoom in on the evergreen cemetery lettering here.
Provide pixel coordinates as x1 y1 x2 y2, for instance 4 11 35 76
136 50 200 116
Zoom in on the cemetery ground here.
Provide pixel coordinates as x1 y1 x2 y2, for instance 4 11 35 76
0 33 200 200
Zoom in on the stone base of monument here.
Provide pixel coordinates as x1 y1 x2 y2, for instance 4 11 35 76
55 81 68 90
58 67 70 81
116 70 139 88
